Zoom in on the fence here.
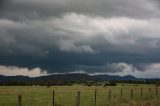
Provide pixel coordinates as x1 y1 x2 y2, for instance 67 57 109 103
14 88 158 106
0 86 160 106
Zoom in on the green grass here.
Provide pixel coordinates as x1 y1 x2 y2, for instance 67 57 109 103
0 85 159 106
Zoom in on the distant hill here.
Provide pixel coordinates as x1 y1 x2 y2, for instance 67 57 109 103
0 74 95 83
34 73 95 81
0 75 31 82
0 74 159 83
93 75 137 81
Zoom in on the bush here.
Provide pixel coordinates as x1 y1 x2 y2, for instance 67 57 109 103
109 82 117 86
103 81 117 87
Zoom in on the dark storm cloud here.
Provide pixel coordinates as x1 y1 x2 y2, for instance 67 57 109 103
0 0 159 20
0 0 7 7
0 0 160 76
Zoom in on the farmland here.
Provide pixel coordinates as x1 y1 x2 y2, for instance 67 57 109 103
0 84 159 106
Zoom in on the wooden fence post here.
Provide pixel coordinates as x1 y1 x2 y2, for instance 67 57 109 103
53 90 55 106
95 89 97 106
121 88 123 100
156 87 158 96
18 95 22 106
149 88 151 98
108 89 111 103
141 88 143 97
76 91 80 106
131 89 133 99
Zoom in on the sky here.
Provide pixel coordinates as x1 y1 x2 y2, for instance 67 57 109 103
0 0 160 78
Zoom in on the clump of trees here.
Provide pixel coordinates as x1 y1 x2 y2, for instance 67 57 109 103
103 81 117 87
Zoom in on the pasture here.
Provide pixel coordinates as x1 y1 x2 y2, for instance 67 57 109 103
0 84 159 106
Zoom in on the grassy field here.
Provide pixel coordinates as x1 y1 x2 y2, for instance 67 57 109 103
0 84 159 106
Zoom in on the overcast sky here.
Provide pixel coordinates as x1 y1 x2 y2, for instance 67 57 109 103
0 0 160 78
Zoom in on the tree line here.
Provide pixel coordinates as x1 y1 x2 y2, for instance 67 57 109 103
0 80 160 86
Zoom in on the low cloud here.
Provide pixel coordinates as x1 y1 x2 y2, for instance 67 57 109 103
69 70 87 74
0 66 47 77
75 62 136 74
103 63 160 78
1 63 160 78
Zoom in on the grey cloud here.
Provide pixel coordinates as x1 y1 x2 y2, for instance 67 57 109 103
0 0 9 9
58 40 96 53
1 13 160 60
73 62 147 75
0 0 160 76
0 0 160 20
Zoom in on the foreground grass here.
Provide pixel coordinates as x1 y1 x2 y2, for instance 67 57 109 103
0 85 159 106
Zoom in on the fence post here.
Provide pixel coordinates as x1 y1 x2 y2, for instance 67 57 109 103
141 88 143 97
131 89 133 99
149 88 151 98
53 90 55 106
108 89 111 103
76 91 80 106
95 89 97 106
156 87 159 98
18 95 22 106
121 88 123 100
